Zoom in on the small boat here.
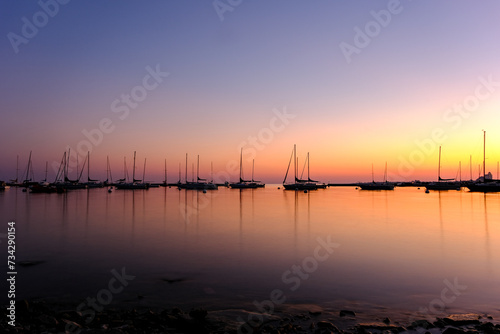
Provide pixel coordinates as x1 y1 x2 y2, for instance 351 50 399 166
20 151 38 188
85 152 103 188
177 154 218 190
230 149 265 189
29 182 58 193
425 146 460 191
466 131 500 193
358 162 395 190
283 145 324 190
115 152 150 189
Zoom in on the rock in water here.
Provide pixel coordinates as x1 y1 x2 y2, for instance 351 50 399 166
339 309 356 317
443 313 481 326
316 321 341 333
189 308 208 320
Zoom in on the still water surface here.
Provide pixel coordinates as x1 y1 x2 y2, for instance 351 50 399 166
1 186 499 316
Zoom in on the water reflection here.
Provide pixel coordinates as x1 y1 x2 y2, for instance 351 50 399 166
0 186 499 314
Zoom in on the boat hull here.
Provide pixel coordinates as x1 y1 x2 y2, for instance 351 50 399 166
283 182 321 191
229 182 265 189
358 182 395 190
178 182 218 190
115 183 150 190
425 182 461 191
466 182 500 193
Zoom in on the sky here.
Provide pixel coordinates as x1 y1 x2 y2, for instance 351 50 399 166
1 0 500 183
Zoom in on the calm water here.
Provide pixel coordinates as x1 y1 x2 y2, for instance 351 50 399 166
1 186 499 318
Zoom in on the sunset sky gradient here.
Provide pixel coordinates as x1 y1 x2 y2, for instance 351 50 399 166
1 0 500 183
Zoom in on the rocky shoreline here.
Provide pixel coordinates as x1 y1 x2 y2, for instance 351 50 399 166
2 299 500 333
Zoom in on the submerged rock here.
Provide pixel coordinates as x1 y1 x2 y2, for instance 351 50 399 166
316 320 341 333
189 307 208 320
339 310 356 317
442 327 467 334
357 322 406 332
442 313 481 326
408 319 434 330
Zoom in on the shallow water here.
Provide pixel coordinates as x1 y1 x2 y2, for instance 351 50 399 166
1 186 499 319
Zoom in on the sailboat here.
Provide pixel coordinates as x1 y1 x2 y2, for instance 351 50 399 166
55 150 87 189
358 162 395 190
466 130 500 192
425 146 460 191
85 152 103 188
103 156 113 186
7 155 20 186
161 159 168 187
21 151 37 187
230 149 265 189
115 151 150 189
178 154 218 190
283 145 323 190
251 159 265 188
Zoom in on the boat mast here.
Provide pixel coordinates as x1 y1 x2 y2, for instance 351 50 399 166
142 158 146 183
66 149 70 181
470 155 472 181
24 151 32 183
197 155 200 181
283 146 294 184
384 162 388 182
483 130 486 181
459 161 461 182
371 163 374 183
44 161 48 182
307 152 310 181
185 153 188 183
106 156 112 183
132 151 136 183
124 157 127 182
438 146 441 181
178 163 181 183
87 152 90 182
15 155 19 183
294 144 297 182
164 159 167 184
239 148 243 182
252 159 255 182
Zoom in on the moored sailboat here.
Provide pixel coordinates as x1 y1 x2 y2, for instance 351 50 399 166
178 154 218 190
115 151 150 189
425 146 461 191
230 149 265 189
358 162 395 190
283 145 323 190
466 130 500 192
